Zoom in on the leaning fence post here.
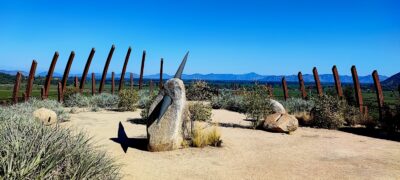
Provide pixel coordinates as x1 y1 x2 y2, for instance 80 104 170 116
99 45 115 93
372 70 384 121
298 72 307 99
149 80 154 95
91 73 96 96
12 72 22 104
130 73 134 89
43 52 59 99
268 85 274 98
139 50 146 90
61 51 75 93
80 48 96 93
74 76 79 90
332 65 343 98
25 60 37 101
111 72 115 94
313 67 323 96
351 65 364 113
57 82 63 103
282 77 289 101
159 58 164 89
119 47 131 92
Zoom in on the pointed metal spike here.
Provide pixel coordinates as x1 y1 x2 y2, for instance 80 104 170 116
157 95 172 123
174 51 189 79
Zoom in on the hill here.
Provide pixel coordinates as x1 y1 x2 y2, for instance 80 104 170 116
382 72 400 88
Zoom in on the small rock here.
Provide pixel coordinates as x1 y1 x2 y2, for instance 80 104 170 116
33 108 57 125
263 113 298 133
269 99 286 114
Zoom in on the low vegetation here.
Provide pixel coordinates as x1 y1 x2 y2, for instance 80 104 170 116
187 81 216 101
191 123 222 148
118 89 139 111
189 102 212 122
242 85 273 127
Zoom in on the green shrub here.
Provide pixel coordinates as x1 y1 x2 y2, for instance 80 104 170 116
210 90 245 112
139 90 157 120
189 102 212 122
0 103 121 179
310 95 346 129
64 93 90 108
187 81 215 101
63 86 80 100
381 105 400 132
242 85 272 127
282 98 314 114
91 93 119 109
9 98 70 122
118 89 139 111
210 95 223 109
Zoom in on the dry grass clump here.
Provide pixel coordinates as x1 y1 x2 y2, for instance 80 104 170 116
191 123 222 148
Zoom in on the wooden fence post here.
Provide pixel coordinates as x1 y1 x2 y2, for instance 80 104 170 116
282 77 289 101
159 58 164 89
12 72 22 104
351 65 364 113
43 51 59 99
130 73 134 89
99 45 115 93
61 51 75 95
139 50 146 90
91 73 96 96
268 85 274 98
111 72 115 94
149 80 153 95
313 67 323 96
332 65 343 98
80 48 95 93
74 76 79 90
119 47 131 92
298 71 307 99
25 60 37 101
57 82 63 103
372 70 384 121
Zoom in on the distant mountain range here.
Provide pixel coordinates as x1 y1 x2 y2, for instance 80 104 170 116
0 69 390 84
382 72 400 88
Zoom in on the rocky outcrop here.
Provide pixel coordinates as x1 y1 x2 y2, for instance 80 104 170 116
263 113 298 133
33 108 57 125
269 99 286 114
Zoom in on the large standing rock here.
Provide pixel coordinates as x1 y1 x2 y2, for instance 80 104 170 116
33 108 57 125
147 78 190 152
269 99 286 114
263 113 298 133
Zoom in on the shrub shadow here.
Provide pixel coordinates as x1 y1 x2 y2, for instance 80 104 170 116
216 122 253 129
110 122 148 152
339 127 400 142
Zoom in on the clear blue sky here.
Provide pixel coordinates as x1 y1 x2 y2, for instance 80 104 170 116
0 0 399 76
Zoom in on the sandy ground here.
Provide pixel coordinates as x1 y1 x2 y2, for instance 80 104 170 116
64 109 400 180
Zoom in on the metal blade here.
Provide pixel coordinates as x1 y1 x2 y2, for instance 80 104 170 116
174 51 189 79
157 95 172 123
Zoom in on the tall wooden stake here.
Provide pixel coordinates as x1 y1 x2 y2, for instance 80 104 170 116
74 76 79 90
91 73 96 96
282 77 289 101
372 70 384 121
351 65 364 113
99 45 115 93
130 73 134 89
61 51 75 92
43 51 59 99
119 47 131 92
12 72 22 104
25 60 37 101
111 72 115 94
57 82 63 103
332 65 343 98
313 67 323 96
298 71 307 99
149 80 154 95
80 48 96 92
139 50 146 89
159 58 164 89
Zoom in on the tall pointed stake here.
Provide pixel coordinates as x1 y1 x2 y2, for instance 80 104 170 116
372 70 384 121
149 80 154 95
130 73 134 89
43 51 59 99
57 82 63 103
351 65 364 113
80 48 96 92
111 72 115 94
332 65 343 98
313 67 323 96
91 73 96 96
282 77 289 101
298 71 307 99
61 51 75 92
99 45 115 93
139 50 146 89
25 60 37 101
12 72 22 104
119 47 132 92
159 58 164 89
74 76 79 90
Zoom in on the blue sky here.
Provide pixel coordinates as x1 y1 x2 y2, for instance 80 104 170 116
0 0 399 76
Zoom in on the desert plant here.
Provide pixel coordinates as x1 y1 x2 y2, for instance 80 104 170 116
139 90 157 120
282 98 315 114
188 102 212 122
191 123 222 148
90 93 119 109
210 90 246 112
63 86 80 100
186 81 215 101
118 89 139 111
210 95 223 109
242 85 273 127
310 95 346 129
381 105 400 132
64 93 90 108
0 103 121 179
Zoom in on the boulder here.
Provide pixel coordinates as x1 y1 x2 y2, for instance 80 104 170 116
263 113 298 133
147 78 191 152
33 108 57 125
269 99 286 114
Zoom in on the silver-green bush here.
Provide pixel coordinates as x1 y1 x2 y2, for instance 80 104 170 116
282 98 315 114
64 93 91 108
118 89 139 111
90 93 119 109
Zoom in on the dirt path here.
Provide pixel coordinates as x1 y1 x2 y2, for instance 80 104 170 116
65 109 400 180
